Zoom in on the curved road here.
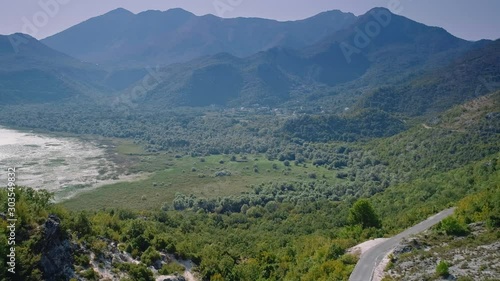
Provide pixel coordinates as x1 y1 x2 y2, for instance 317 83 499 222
349 208 455 281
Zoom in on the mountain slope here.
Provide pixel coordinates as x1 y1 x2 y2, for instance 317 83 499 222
116 43 370 108
0 33 108 104
4 8 497 115
41 8 357 67
357 39 500 116
119 8 479 109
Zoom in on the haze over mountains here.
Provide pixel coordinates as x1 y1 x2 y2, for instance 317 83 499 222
1 7 499 116
133 8 496 109
41 8 357 67
0 33 108 104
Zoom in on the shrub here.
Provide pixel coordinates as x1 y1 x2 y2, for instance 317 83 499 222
128 264 154 281
74 253 90 266
326 244 345 259
90 239 108 257
214 170 231 177
80 268 99 280
141 247 161 267
72 212 92 237
438 217 469 236
436 260 450 277
265 201 279 213
246 206 264 218
339 254 358 265
240 204 250 214
158 262 185 275
308 173 317 179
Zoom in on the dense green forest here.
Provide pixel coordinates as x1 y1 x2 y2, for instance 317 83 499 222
1 91 498 280
1 153 498 280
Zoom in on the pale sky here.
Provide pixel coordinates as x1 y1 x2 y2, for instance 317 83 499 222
0 0 499 41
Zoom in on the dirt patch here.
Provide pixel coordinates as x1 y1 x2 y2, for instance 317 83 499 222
347 238 389 256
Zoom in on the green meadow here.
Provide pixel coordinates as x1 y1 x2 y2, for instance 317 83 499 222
62 141 345 210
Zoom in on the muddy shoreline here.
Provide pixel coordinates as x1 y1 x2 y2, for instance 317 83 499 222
0 126 145 201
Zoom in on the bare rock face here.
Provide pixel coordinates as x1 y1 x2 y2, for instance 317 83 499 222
39 215 75 281
392 237 424 255
386 223 500 281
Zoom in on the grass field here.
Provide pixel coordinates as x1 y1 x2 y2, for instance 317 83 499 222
61 141 345 211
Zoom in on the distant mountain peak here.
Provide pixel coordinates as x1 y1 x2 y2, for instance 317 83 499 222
164 8 195 16
105 8 134 16
320 9 355 16
292 9 355 23
1 33 44 54
366 7 393 14
353 6 463 43
7 32 30 37
6 32 36 41
135 8 195 19
0 32 80 61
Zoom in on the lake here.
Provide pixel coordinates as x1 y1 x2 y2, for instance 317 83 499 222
0 127 136 201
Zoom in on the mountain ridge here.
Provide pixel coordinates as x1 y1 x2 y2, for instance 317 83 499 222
0 33 111 104
41 8 358 67
118 8 485 111
1 8 498 117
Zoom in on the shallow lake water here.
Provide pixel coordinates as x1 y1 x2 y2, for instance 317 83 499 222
0 127 134 201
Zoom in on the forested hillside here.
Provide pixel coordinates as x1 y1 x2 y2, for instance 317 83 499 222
357 39 500 115
0 34 109 104
1 5 499 281
1 90 498 281
1 153 498 280
115 8 480 109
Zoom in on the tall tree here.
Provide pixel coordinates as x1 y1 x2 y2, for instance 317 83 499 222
348 199 381 228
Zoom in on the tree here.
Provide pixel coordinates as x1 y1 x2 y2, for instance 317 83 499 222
348 199 381 228
73 212 92 237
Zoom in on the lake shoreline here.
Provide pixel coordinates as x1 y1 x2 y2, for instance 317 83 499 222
0 126 145 201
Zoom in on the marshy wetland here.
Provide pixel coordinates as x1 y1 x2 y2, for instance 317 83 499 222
0 127 142 201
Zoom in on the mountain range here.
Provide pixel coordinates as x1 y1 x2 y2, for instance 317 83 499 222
1 7 499 117
114 8 498 110
42 8 356 67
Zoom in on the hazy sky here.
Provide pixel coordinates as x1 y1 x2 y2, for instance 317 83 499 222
0 0 499 41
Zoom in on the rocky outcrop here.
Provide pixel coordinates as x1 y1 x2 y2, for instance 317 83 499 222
386 223 500 281
39 215 75 281
392 237 424 256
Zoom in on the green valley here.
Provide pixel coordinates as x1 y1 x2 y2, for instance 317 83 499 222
0 4 499 281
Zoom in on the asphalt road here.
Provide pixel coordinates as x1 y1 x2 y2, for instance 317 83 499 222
349 208 456 281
